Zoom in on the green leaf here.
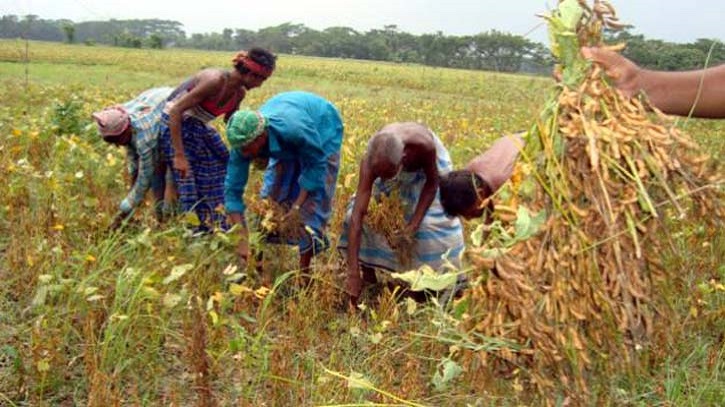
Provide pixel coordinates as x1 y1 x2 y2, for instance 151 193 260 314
514 206 546 242
346 371 374 390
453 296 470 320
481 247 510 258
209 310 219 326
405 297 418 315
83 286 98 296
519 177 537 199
163 263 193 285
471 224 484 247
391 265 458 292
2 345 22 371
163 293 183 309
38 274 53 284
183 212 201 227
558 0 583 31
431 358 463 391
127 228 153 248
37 358 51 373
82 197 99 208
32 285 49 308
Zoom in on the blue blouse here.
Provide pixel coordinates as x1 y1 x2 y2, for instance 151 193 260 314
224 91 343 214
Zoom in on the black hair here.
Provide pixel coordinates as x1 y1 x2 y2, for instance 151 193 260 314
439 170 493 217
235 47 277 73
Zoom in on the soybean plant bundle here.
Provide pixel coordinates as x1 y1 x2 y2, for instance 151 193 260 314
247 197 305 239
366 188 415 267
466 0 723 394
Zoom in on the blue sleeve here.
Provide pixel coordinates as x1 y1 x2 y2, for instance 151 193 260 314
224 148 251 214
121 147 153 213
285 118 328 192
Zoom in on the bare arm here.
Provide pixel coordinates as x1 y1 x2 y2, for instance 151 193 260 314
345 158 374 301
636 66 725 118
582 46 725 118
167 71 223 177
293 189 309 210
228 212 250 264
405 146 438 233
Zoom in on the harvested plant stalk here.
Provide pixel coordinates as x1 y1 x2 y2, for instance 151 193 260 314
465 0 723 398
247 197 305 240
366 187 415 267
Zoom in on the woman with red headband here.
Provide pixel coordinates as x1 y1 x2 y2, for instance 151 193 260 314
159 47 276 231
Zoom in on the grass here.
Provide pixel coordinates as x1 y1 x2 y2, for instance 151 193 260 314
0 39 723 406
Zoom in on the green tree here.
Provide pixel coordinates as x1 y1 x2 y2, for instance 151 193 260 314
690 38 725 65
233 28 257 50
148 33 163 49
468 30 541 72
62 22 75 43
319 26 362 58
256 22 307 53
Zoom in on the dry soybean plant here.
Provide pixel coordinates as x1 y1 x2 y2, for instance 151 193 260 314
465 0 723 397
247 196 305 240
366 187 415 267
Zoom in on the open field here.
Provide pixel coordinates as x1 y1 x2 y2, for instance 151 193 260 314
1 40 723 406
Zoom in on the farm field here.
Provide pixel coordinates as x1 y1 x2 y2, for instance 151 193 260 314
0 40 723 406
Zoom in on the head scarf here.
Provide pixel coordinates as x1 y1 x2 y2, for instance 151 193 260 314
227 109 267 149
92 106 130 138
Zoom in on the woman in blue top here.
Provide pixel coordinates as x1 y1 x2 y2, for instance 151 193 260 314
224 91 344 272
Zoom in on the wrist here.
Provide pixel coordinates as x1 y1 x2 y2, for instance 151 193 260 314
620 66 647 98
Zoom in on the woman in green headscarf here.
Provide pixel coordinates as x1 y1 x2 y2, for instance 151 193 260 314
224 91 344 272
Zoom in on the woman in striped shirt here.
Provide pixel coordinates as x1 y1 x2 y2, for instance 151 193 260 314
92 87 174 229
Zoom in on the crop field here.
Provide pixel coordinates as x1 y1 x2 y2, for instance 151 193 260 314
0 40 723 406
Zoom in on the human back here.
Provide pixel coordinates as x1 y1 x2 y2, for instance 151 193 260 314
260 91 344 154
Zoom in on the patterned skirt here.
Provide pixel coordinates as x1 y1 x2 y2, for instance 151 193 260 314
259 153 340 255
338 133 465 272
159 113 229 230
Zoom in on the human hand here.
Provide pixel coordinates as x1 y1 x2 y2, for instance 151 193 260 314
279 205 305 238
282 204 301 222
237 239 250 264
581 46 641 97
173 154 190 178
389 225 415 249
346 267 363 308
109 211 131 231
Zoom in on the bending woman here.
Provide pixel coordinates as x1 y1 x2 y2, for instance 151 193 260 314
224 91 344 272
159 47 276 230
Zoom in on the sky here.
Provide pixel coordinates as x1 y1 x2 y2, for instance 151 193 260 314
2 0 724 45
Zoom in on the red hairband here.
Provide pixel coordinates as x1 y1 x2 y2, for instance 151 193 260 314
240 56 273 78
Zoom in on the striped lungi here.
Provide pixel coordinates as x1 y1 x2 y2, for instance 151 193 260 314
259 152 340 255
159 113 229 230
338 133 464 272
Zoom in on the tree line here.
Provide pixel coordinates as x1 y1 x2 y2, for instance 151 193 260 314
1 14 722 74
